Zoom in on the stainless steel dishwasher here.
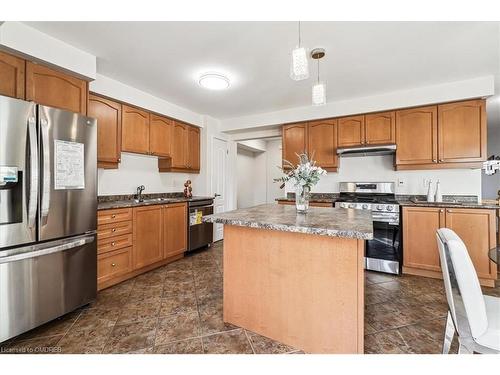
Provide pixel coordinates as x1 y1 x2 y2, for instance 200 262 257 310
188 199 214 251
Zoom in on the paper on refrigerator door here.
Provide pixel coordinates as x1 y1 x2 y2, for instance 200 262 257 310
54 140 85 190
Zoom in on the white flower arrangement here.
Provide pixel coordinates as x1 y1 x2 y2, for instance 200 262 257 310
274 153 327 190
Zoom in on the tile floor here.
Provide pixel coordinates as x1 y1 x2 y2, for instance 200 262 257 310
1 241 498 354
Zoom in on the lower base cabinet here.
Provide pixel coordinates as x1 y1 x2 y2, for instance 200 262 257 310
133 205 164 269
97 203 188 290
402 206 497 287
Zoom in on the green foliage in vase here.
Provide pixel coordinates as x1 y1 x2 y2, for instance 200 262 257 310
274 153 327 190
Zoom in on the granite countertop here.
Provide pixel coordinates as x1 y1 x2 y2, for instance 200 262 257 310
276 197 336 203
202 203 373 240
98 196 214 210
397 200 500 210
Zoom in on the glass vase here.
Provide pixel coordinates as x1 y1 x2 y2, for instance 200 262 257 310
295 185 310 214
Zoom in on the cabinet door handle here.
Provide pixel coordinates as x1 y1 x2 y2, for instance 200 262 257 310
447 209 452 213
111 214 116 219
433 159 437 163
111 242 116 246
439 209 444 213
439 159 444 162
112 228 116 232
111 263 116 267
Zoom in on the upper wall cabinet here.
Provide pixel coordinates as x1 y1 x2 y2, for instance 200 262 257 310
337 115 364 147
282 122 307 167
121 104 150 155
364 111 395 145
395 106 438 166
187 125 200 171
26 62 88 114
150 114 173 157
158 121 200 173
0 50 25 99
395 100 486 170
337 111 395 148
282 121 338 171
437 100 486 163
307 119 338 170
88 94 122 169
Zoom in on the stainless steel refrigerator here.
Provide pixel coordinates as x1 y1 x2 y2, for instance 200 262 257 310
0 95 97 342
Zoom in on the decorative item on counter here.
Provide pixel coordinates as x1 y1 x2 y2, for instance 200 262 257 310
435 179 442 202
183 180 193 198
426 179 434 202
274 153 327 214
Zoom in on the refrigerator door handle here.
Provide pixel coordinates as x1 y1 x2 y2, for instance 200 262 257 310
0 235 95 264
27 117 39 229
40 118 51 224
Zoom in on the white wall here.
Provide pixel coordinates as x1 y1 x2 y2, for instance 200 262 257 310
236 147 267 208
266 139 286 203
0 22 96 80
284 155 482 198
221 76 495 132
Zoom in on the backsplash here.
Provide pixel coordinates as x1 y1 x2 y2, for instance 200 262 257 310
284 192 479 203
98 192 185 203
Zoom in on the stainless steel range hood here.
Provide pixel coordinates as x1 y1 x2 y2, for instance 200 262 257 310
337 144 396 157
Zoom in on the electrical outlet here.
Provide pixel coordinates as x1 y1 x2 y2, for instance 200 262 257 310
397 179 405 187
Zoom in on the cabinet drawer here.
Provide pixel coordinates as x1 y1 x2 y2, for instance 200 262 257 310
98 221 133 240
98 233 133 254
98 247 132 283
98 208 132 225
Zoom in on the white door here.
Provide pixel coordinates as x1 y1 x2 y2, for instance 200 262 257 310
212 137 228 241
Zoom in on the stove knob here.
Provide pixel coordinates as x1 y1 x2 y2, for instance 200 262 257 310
376 204 384 211
361 204 368 210
348 203 356 209
386 205 394 211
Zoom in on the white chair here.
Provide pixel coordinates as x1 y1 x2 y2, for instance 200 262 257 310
436 228 500 354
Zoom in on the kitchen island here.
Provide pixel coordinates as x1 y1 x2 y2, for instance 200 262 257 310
203 204 373 354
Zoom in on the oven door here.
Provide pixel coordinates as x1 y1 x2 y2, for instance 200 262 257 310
365 220 401 275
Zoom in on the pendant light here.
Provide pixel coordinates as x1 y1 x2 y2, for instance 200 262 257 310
311 48 326 106
290 21 309 81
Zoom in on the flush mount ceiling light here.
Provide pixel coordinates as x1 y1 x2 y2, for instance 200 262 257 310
311 48 326 106
198 73 230 90
290 21 309 81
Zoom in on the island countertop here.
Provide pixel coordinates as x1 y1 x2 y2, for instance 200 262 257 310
202 203 373 240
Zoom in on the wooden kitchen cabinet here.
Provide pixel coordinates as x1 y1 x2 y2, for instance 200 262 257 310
307 119 338 171
445 208 497 282
402 206 497 287
364 111 395 145
437 100 486 163
88 94 122 169
157 121 201 173
26 62 88 114
121 104 150 154
163 203 187 258
282 122 307 167
337 115 365 147
403 207 444 273
0 50 25 99
133 205 164 269
187 125 200 171
396 100 486 170
170 121 188 168
150 114 172 157
396 106 438 167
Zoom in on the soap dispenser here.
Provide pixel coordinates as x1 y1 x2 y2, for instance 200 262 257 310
435 179 442 202
427 180 434 202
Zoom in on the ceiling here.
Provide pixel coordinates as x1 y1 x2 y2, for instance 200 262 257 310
25 22 500 119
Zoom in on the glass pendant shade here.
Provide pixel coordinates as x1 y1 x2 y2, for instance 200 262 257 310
312 82 326 106
290 46 309 81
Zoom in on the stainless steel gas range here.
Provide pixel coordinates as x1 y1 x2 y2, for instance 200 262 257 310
335 182 401 275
